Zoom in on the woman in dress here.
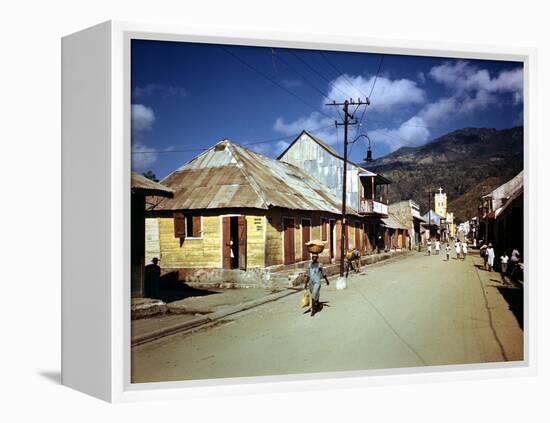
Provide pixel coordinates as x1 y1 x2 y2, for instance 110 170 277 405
304 254 330 316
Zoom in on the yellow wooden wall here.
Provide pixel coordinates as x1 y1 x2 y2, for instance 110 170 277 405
145 214 267 269
265 210 332 266
146 210 348 269
246 215 266 268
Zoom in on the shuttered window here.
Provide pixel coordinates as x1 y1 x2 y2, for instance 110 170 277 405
174 212 186 238
185 215 202 238
173 213 202 239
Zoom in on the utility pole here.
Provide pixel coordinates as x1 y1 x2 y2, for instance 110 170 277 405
428 190 431 242
326 98 370 277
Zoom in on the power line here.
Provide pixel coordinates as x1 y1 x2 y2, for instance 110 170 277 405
131 124 335 155
320 52 369 99
354 54 385 140
272 49 330 99
288 50 352 99
369 55 385 98
220 46 333 120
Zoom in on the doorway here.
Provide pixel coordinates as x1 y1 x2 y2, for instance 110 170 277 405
283 217 295 265
329 219 336 261
301 218 311 261
222 215 247 269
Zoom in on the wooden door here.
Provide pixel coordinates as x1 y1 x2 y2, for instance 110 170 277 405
355 222 361 252
238 215 247 270
222 216 231 269
301 219 311 260
335 220 342 259
283 218 295 265
363 223 371 253
345 222 349 252
329 219 335 260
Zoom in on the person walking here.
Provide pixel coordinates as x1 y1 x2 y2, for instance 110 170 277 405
486 243 495 271
462 241 468 260
435 239 441 255
426 239 432 256
510 248 520 277
304 254 330 316
445 243 451 261
455 240 462 260
500 253 509 274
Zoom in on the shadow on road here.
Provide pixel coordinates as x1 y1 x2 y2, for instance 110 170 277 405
496 286 524 330
156 272 219 303
302 301 332 315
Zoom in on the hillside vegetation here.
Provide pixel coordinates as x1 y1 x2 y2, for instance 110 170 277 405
365 127 523 221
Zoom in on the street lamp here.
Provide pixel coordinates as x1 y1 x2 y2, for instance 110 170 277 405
350 133 374 163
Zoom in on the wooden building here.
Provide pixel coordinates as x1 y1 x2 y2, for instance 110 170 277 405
389 200 425 248
131 172 173 297
479 171 524 255
145 139 364 275
277 130 391 253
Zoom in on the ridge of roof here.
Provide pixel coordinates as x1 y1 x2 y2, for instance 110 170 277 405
225 141 269 209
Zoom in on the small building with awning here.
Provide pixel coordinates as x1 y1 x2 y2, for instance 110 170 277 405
381 213 410 251
131 172 174 298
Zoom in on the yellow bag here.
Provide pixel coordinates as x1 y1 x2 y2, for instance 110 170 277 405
301 290 310 308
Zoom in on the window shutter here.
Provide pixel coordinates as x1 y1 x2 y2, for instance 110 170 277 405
321 219 327 241
192 215 201 237
174 212 186 238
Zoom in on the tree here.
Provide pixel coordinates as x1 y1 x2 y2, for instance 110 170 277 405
142 170 159 182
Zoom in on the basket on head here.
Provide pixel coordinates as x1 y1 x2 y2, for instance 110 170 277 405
306 240 326 254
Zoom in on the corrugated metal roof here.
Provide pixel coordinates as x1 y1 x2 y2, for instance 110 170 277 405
131 172 174 197
154 140 357 215
381 214 408 230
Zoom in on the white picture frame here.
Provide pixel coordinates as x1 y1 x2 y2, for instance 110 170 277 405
61 20 537 403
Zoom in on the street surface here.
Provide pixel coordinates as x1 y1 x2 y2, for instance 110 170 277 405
131 251 523 383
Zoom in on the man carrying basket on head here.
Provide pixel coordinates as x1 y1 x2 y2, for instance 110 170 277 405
304 254 330 316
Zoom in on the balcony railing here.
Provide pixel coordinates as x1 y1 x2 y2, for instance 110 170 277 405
360 199 388 215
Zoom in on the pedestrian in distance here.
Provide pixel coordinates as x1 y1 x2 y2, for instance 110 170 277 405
304 254 330 317
462 241 468 260
426 239 432 256
445 243 451 261
435 239 441 255
486 243 495 271
144 257 161 299
455 241 462 260
500 252 509 274
510 248 520 277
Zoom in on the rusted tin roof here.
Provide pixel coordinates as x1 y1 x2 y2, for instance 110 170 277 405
381 214 408 230
131 172 174 197
154 140 357 215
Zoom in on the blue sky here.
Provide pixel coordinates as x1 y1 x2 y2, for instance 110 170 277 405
131 39 523 179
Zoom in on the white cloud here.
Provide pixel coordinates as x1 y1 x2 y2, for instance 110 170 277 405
429 60 523 101
280 79 302 88
131 104 155 132
273 112 337 144
326 74 426 112
132 142 159 171
371 116 431 151
133 83 186 98
131 104 158 171
418 72 426 84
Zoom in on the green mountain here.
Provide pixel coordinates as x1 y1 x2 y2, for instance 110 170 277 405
364 127 524 222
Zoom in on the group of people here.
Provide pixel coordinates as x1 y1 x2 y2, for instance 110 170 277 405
426 239 468 261
480 244 521 275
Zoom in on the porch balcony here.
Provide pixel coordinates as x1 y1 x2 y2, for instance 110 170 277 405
360 199 389 216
